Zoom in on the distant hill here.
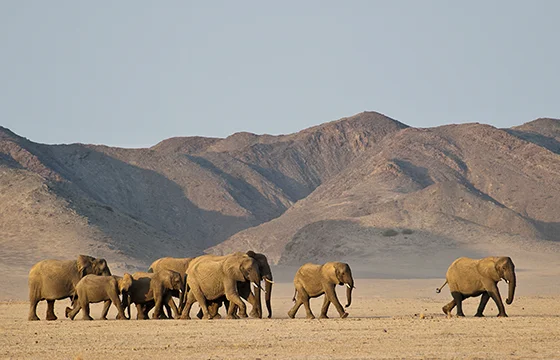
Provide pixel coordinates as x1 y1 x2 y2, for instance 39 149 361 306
2 113 560 299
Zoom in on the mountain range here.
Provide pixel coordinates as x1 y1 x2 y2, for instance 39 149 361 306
2 111 560 298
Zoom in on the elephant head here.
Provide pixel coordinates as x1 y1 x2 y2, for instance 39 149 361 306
118 273 133 319
246 251 274 318
334 262 354 308
77 255 111 277
239 257 262 290
168 271 184 292
495 257 516 305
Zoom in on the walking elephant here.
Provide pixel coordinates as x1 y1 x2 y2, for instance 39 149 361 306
127 270 184 319
181 252 262 320
288 262 354 319
65 274 132 320
28 255 111 321
148 257 193 316
192 251 274 319
436 256 516 317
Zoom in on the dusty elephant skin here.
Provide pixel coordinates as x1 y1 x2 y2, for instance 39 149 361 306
288 262 354 319
182 252 262 320
28 255 111 321
127 270 183 320
65 274 133 320
192 251 274 319
437 256 516 317
148 257 192 316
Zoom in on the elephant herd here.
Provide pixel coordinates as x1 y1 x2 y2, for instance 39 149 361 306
27 252 516 321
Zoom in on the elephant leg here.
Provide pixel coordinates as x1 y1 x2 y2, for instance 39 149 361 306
451 292 465 317
181 292 196 320
225 293 246 320
136 304 148 320
442 299 456 316
325 286 348 318
65 303 81 320
82 302 93 321
191 288 211 320
152 295 165 319
46 300 57 321
239 283 258 318
28 298 40 321
319 296 331 319
108 292 126 320
167 297 180 319
475 293 490 317
101 300 111 320
486 284 507 317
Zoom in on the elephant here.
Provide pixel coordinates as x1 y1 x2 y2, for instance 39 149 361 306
65 274 133 320
126 270 183 319
181 252 262 320
192 251 274 319
288 262 354 319
28 255 111 321
436 256 516 317
148 257 193 316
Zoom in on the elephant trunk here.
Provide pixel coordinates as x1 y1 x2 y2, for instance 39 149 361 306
264 275 273 318
345 280 354 308
506 271 516 305
178 276 186 315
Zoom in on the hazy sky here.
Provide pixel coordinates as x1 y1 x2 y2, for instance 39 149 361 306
1 1 558 147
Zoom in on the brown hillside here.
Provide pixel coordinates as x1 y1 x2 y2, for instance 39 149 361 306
209 121 560 269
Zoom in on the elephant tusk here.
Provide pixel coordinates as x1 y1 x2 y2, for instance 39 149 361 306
264 278 274 284
345 283 351 289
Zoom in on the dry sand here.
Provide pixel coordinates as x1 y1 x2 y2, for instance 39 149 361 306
1 275 560 360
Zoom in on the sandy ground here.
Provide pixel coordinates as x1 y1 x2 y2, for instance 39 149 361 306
1 278 560 360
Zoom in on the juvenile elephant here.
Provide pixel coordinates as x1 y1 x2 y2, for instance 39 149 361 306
148 257 193 316
28 255 111 321
288 262 354 319
65 274 132 320
436 256 516 317
127 270 183 319
181 252 262 320
192 251 274 319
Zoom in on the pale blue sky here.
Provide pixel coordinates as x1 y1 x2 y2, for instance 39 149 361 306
1 1 558 147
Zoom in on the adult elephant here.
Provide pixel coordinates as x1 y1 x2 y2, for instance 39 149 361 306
28 255 111 321
436 256 516 317
148 257 193 316
192 251 274 319
181 252 262 320
288 262 354 319
126 270 183 319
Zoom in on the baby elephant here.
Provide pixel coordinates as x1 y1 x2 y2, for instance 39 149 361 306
65 274 133 320
288 262 355 319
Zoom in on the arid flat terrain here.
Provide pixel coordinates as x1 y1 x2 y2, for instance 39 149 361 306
2 278 559 360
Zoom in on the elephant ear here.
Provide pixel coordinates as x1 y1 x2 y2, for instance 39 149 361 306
76 255 94 277
334 264 344 284
246 250 257 258
120 273 133 293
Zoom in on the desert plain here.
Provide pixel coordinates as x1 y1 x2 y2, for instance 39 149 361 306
1 266 560 360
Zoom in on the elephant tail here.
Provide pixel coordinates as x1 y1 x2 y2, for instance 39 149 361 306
435 280 448 293
292 289 297 302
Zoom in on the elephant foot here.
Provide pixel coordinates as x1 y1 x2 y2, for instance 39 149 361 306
497 313 508 317
306 314 316 320
83 315 93 321
319 314 329 319
441 306 450 316
65 307 71 318
287 309 297 319
213 313 222 319
456 313 465 317
116 314 127 320
474 313 484 317
28 315 40 321
46 313 58 321
249 310 260 318
341 312 349 319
